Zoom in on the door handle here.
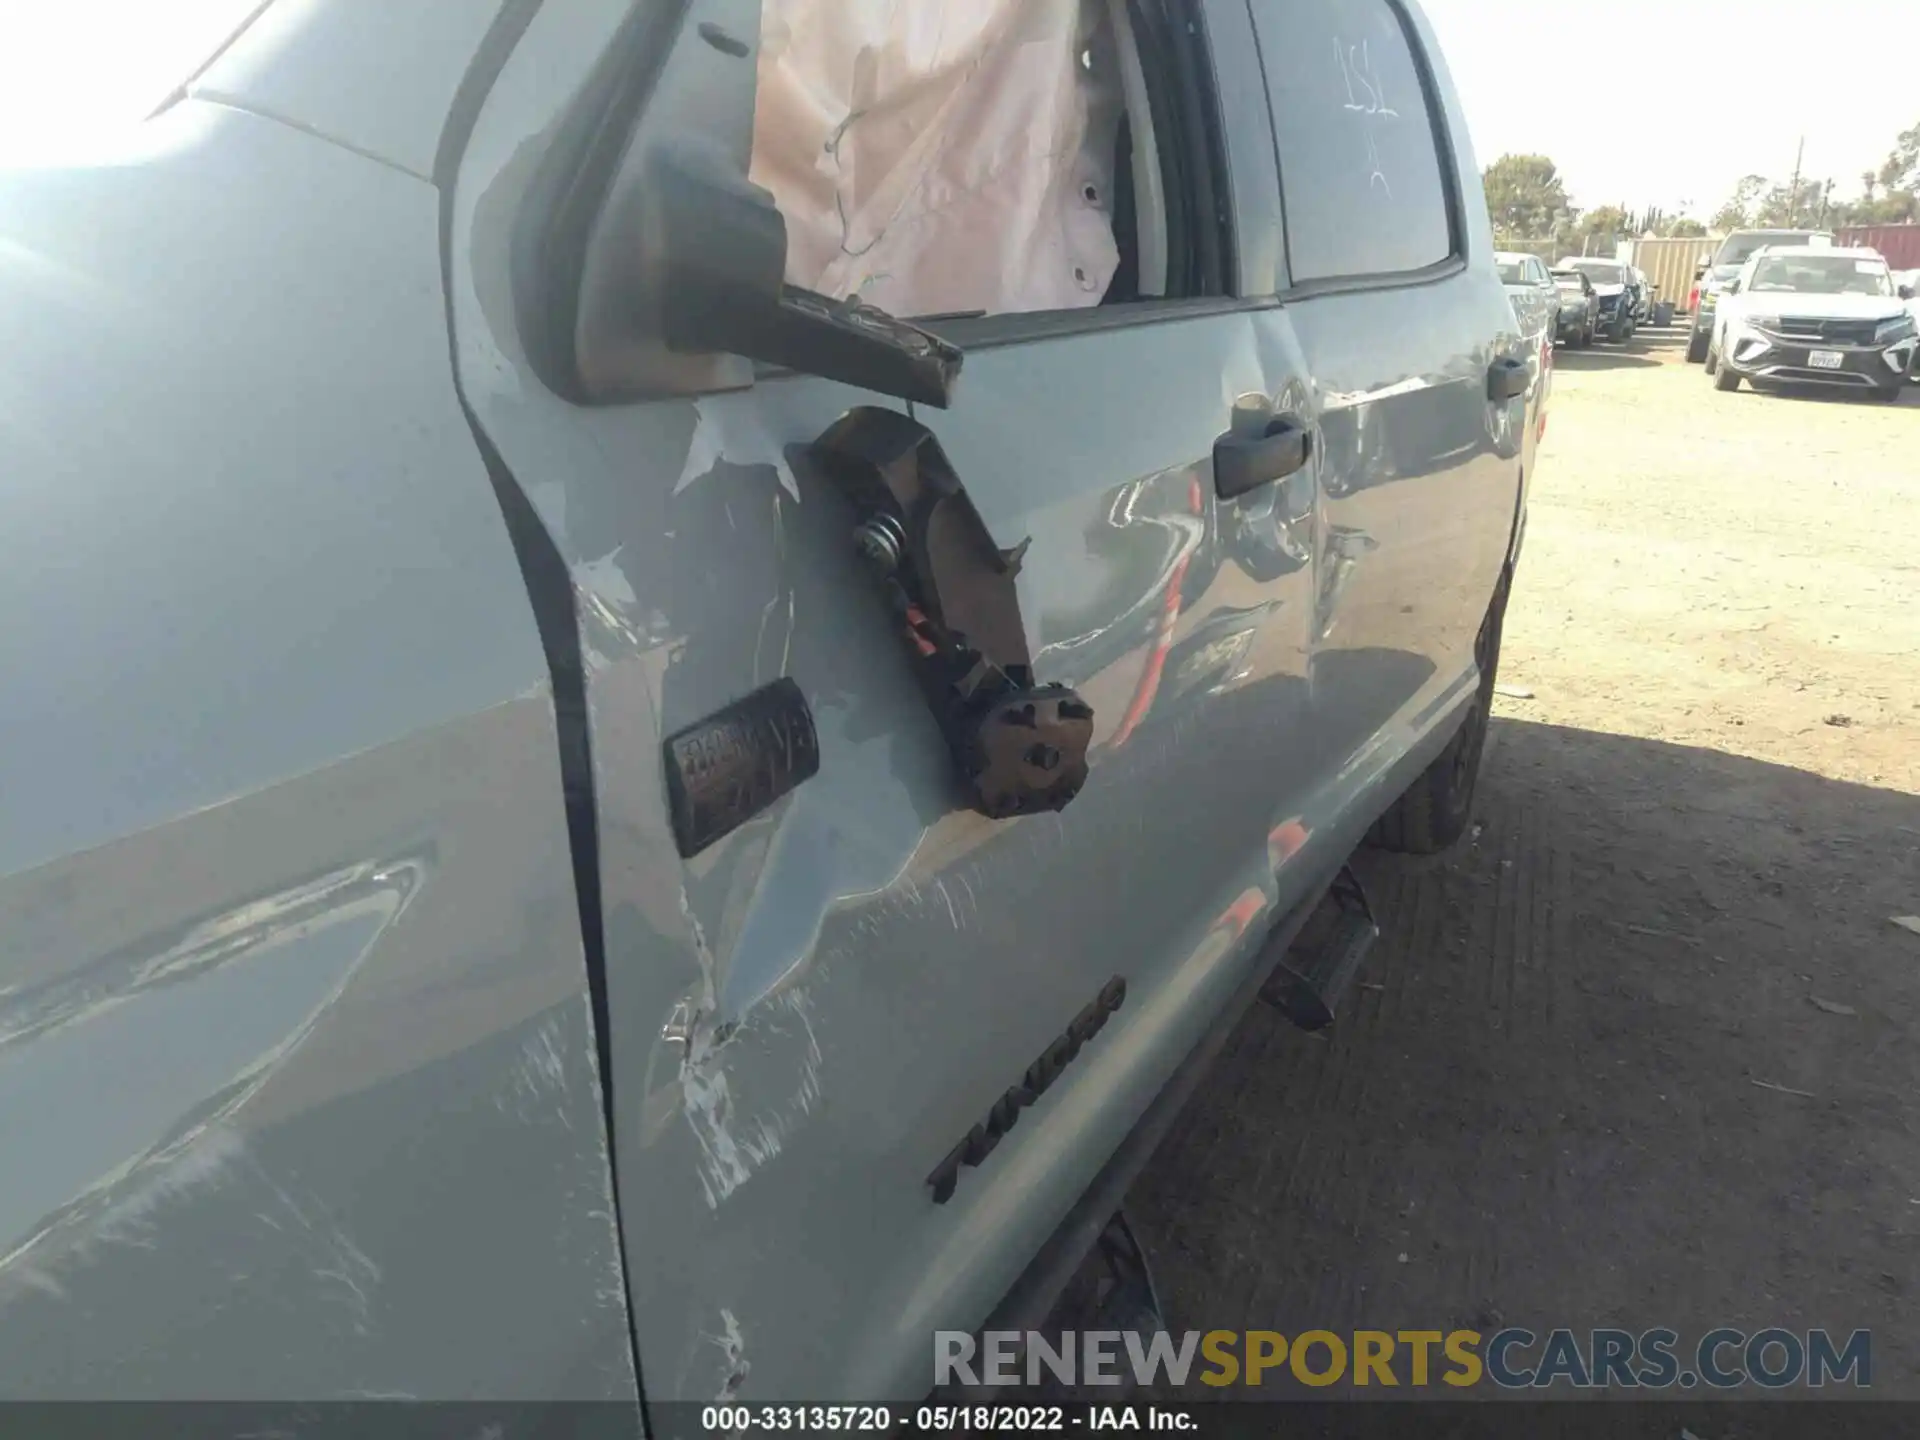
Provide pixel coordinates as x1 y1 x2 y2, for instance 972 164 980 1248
1214 419 1310 500
1486 356 1529 403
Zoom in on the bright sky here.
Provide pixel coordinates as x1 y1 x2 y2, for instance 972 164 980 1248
1421 0 1915 218
0 0 1911 218
0 0 262 160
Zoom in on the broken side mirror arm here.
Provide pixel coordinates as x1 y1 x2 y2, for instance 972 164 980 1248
650 147 963 408
807 408 1094 820
571 119 962 407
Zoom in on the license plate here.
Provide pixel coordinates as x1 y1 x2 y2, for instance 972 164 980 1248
1808 350 1845 369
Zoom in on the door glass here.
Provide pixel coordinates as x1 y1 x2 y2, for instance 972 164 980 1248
1250 0 1453 282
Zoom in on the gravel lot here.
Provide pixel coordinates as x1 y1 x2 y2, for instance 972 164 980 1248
1124 325 1920 1412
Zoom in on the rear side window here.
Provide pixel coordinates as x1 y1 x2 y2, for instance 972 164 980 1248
1250 0 1454 284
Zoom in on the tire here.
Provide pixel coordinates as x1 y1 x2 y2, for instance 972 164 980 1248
1612 317 1630 343
1712 346 1741 391
1869 385 1904 403
1702 341 1718 377
1367 576 1508 855
1685 327 1709 364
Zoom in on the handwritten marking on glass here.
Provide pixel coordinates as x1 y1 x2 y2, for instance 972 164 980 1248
1334 37 1399 116
1334 35 1398 196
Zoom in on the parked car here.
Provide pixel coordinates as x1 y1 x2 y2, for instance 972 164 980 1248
1495 251 1558 441
0 0 1537 1413
1557 257 1637 342
1688 228 1835 362
1897 269 1920 337
1705 246 1917 400
1629 265 1659 324
1498 251 1560 344
1551 268 1601 347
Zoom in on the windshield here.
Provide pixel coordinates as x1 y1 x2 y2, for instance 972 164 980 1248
0 1 268 162
1716 232 1824 267
1567 261 1627 284
1497 261 1530 284
1748 255 1893 297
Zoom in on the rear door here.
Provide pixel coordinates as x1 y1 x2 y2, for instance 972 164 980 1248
1246 0 1520 774
445 0 1328 1406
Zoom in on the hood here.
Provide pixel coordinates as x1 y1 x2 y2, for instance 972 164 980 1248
1729 292 1908 322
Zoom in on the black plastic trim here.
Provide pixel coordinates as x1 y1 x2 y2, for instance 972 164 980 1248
918 294 1280 351
428 0 650 1414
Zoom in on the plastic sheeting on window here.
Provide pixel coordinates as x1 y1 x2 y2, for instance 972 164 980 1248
748 0 1122 320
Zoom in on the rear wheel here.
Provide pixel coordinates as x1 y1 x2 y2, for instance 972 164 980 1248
1368 576 1508 855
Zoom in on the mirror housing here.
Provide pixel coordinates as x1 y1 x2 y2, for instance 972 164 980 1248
647 148 961 407
556 0 961 408
1901 284 1916 301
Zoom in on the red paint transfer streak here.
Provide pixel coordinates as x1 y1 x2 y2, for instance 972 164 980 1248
1108 476 1208 752
1216 886 1268 941
1267 817 1309 869
903 604 940 658
1108 554 1192 750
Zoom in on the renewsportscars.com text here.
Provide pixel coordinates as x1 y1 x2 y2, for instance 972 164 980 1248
935 1328 1871 1391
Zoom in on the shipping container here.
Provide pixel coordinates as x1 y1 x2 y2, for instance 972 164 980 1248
1837 224 1920 271
1622 237 1719 314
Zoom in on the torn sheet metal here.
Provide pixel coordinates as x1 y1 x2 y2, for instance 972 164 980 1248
749 0 1122 317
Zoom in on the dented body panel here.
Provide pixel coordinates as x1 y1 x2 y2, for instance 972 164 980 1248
1 0 1521 1416
444 0 1505 1407
0 99 635 1405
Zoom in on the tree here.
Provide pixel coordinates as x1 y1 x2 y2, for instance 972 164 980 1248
1711 175 1768 231
1879 120 1919 194
1754 177 1829 227
1663 217 1708 238
1482 154 1571 238
1832 189 1920 226
1578 204 1631 241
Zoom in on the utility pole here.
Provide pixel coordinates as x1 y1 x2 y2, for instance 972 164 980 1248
1786 136 1805 225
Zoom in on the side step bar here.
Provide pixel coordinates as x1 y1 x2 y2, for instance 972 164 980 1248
1259 864 1378 1031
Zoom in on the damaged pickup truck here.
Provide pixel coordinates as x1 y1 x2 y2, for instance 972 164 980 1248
0 0 1536 1425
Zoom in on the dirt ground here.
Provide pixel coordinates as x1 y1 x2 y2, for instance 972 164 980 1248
1123 326 1920 1410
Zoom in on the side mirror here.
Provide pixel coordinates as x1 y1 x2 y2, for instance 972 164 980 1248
1723 279 1741 295
553 2 962 410
1693 264 1708 280
647 149 960 407
1901 284 1916 301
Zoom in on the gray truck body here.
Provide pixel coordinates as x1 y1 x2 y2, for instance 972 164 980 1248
0 0 1533 1418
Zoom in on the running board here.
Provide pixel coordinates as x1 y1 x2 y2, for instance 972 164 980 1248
1083 1210 1167 1339
1259 864 1378 1031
